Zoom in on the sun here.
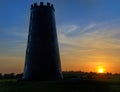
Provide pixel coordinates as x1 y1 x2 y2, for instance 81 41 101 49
98 68 104 73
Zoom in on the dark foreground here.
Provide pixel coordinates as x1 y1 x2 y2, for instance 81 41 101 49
0 79 120 92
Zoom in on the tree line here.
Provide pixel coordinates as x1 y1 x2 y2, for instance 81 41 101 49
0 73 23 79
0 71 120 80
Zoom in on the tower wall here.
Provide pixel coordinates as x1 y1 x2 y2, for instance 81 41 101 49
22 2 63 80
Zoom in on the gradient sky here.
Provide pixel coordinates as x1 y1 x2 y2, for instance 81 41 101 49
0 0 120 73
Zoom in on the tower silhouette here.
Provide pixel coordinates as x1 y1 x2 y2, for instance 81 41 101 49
22 2 63 80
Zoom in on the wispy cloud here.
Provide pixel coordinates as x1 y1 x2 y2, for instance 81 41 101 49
0 26 27 73
0 19 120 73
58 19 120 49
0 27 28 38
0 27 28 57
57 24 80 34
58 19 120 72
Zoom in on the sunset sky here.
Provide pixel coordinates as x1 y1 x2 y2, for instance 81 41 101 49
0 0 120 73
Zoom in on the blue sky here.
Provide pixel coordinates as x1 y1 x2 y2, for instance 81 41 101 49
0 0 120 73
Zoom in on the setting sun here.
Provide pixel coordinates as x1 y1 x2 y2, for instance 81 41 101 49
98 68 104 73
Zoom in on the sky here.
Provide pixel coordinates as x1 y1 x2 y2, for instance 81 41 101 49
0 0 120 73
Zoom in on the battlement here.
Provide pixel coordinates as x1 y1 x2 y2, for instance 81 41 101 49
31 2 54 9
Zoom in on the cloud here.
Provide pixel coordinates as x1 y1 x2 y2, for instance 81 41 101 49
58 19 120 49
81 23 97 33
0 18 120 73
0 27 28 38
0 26 27 73
57 24 80 34
0 27 28 57
57 19 120 72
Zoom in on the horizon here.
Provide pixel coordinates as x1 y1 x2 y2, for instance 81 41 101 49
0 0 120 74
0 70 120 75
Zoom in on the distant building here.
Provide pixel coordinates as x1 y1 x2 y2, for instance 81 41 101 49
22 2 63 80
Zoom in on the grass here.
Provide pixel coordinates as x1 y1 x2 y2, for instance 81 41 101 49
0 79 120 92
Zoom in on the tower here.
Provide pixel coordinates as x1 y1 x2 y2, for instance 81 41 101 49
22 2 63 80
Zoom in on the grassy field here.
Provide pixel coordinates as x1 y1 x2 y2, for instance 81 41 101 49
0 79 120 92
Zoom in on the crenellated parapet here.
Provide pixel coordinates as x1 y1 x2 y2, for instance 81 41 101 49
31 2 54 10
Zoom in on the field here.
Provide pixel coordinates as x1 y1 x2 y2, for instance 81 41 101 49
0 79 120 92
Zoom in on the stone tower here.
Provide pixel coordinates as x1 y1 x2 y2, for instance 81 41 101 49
22 2 63 80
